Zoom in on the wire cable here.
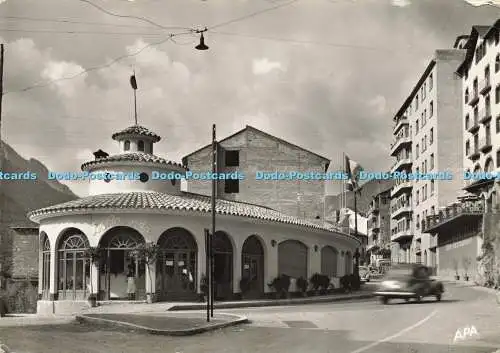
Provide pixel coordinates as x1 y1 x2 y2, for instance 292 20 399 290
76 0 191 31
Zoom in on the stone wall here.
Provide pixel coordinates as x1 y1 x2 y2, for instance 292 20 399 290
9 228 39 280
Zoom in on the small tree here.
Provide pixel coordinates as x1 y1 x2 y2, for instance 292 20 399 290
137 242 159 303
84 247 101 305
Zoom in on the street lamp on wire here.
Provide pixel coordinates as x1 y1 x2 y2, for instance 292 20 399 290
195 28 209 51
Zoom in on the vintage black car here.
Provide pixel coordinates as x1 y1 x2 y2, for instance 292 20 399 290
374 263 444 304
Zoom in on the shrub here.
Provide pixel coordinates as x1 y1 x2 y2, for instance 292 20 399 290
296 277 308 294
268 274 291 298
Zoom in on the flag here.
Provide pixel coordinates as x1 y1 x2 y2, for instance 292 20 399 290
130 75 138 90
345 154 363 193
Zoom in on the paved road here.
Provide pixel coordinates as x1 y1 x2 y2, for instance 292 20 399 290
1 283 500 353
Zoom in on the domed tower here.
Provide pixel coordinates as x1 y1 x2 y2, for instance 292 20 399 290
81 125 187 196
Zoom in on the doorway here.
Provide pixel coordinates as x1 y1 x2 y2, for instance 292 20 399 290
241 235 264 298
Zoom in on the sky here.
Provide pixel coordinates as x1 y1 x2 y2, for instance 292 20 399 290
0 0 499 197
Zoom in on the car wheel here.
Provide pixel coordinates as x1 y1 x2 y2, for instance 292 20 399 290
436 293 441 301
380 297 389 304
415 294 423 302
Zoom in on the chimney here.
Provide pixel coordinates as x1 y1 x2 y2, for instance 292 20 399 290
93 149 109 160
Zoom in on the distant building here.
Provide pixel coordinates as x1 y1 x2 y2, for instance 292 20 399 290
182 125 330 221
389 44 466 270
424 21 500 281
366 186 393 264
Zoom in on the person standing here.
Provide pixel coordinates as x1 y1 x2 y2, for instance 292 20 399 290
126 264 136 300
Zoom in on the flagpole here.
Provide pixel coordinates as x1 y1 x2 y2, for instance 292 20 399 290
211 124 216 318
342 152 345 209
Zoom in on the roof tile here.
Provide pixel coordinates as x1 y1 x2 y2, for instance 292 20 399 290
81 152 187 171
111 125 161 142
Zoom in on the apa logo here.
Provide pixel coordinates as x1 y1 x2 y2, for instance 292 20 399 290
0 343 13 353
453 325 479 342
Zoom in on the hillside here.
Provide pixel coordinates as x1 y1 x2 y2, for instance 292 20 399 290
0 141 78 225
325 179 394 218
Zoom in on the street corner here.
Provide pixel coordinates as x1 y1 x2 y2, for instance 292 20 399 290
75 312 249 336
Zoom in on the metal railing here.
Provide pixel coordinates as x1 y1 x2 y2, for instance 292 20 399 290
423 200 484 231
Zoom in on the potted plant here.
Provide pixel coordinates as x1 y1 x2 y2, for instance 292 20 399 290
200 274 209 302
296 277 308 297
84 246 101 307
137 242 159 303
452 258 460 280
267 274 291 299
462 257 471 281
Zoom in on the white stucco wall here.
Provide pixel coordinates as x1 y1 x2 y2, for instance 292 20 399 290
36 209 360 300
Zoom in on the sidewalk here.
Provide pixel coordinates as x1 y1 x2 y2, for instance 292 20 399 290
168 290 374 311
443 280 500 303
76 312 248 336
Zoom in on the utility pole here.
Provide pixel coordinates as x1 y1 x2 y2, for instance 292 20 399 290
211 124 216 318
0 44 4 278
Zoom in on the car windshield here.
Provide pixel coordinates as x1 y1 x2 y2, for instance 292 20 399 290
385 266 413 279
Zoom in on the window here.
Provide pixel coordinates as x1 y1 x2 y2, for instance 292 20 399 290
415 94 419 110
485 65 490 85
486 95 491 115
497 116 500 133
124 140 130 151
423 110 427 125
422 83 426 100
496 85 500 104
421 162 424 173
465 140 470 156
416 120 419 133
474 133 479 150
424 160 427 173
465 114 470 130
416 144 419 158
429 74 433 91
421 138 424 152
465 88 469 103
497 150 500 167
474 106 479 123
430 128 434 144
496 54 500 72
429 101 434 117
430 181 435 195
224 179 239 193
424 185 428 200
430 153 434 170
138 140 145 152
473 78 478 96
416 191 420 205
225 150 240 167
424 135 427 149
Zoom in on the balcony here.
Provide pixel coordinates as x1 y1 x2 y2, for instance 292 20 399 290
391 180 413 198
467 147 480 161
464 175 495 193
467 119 480 133
393 116 409 134
479 108 492 124
391 157 412 173
390 135 411 156
479 135 492 153
479 78 491 95
391 204 412 219
468 91 479 106
422 200 484 233
391 228 413 242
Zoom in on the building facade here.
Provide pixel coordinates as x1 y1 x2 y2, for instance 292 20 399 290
425 21 500 282
182 126 330 220
366 187 392 265
29 124 360 315
390 48 466 271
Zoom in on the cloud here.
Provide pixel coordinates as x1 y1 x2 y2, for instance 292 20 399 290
368 95 387 115
252 58 285 75
391 0 411 7
462 0 500 6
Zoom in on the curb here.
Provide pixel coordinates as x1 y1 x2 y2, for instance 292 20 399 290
167 293 375 311
75 313 249 336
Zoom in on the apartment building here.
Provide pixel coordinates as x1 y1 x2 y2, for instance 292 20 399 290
390 48 466 269
424 21 500 281
182 125 330 220
366 185 393 265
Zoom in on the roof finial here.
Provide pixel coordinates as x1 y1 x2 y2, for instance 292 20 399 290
130 70 138 126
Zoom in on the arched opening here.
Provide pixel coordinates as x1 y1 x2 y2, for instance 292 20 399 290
278 240 308 279
98 227 146 300
40 232 50 300
321 246 338 278
344 251 353 275
56 228 89 300
124 140 130 151
485 158 494 172
138 140 145 152
157 228 198 301
213 231 234 300
241 235 265 298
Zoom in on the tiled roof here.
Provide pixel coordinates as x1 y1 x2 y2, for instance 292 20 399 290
27 192 353 236
81 152 187 171
111 125 161 142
